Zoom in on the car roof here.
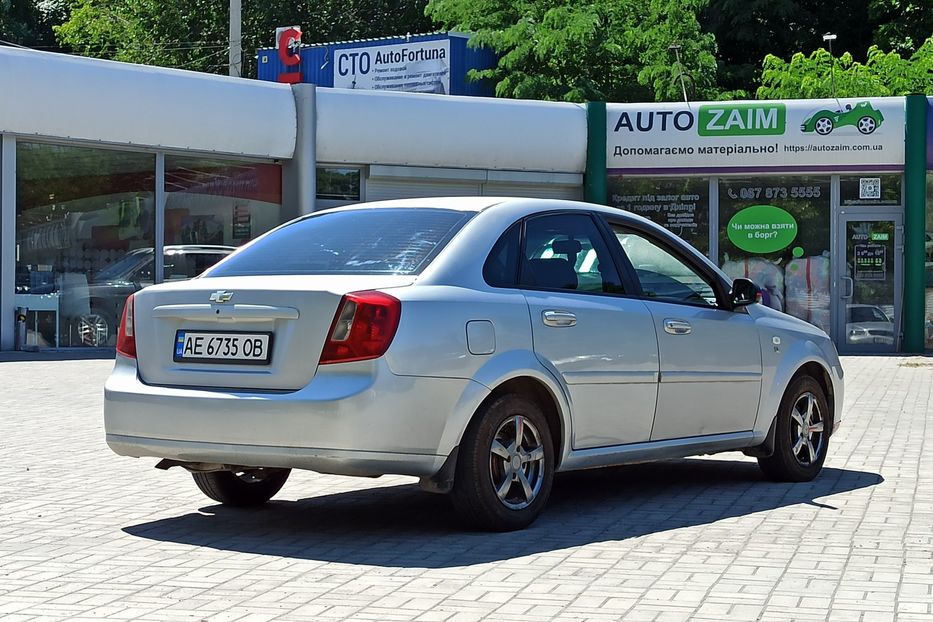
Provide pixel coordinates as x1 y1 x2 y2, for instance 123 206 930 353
164 245 237 252
316 196 647 219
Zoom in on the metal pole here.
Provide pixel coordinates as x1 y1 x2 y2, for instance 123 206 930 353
584 101 607 205
828 40 836 99
229 0 241 77
902 94 928 352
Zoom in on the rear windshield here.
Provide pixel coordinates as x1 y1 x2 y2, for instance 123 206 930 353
206 208 474 276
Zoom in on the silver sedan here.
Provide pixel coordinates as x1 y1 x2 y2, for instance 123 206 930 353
105 197 844 531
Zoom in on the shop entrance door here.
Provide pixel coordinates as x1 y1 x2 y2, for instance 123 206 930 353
834 210 903 353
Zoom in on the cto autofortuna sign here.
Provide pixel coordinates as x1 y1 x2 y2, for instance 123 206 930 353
334 39 450 94
607 98 904 173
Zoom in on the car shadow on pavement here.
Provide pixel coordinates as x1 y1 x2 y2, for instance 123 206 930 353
124 458 882 568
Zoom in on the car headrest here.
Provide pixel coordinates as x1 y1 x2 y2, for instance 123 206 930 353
552 238 583 255
525 258 578 290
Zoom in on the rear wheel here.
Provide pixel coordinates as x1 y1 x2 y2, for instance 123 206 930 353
814 116 834 135
192 468 291 507
451 394 555 531
758 376 829 482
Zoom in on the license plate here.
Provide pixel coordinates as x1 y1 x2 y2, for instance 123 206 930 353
174 331 273 364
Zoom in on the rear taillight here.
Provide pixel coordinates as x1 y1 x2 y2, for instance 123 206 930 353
320 291 401 365
116 294 136 358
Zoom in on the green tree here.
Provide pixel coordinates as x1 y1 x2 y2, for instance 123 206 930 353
54 0 434 77
870 0 933 55
425 0 719 102
1 0 69 47
756 36 933 99
702 0 875 96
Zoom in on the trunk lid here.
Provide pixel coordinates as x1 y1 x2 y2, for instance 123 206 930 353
132 274 414 390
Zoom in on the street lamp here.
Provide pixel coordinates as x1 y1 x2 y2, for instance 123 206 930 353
668 43 688 103
823 33 837 99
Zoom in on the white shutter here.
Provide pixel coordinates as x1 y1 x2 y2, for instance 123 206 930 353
365 178 483 202
482 182 583 200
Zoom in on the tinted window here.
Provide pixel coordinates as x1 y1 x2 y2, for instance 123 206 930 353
521 214 624 294
613 226 717 307
208 208 473 277
483 223 521 288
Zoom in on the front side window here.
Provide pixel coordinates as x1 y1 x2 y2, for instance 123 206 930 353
612 226 718 307
520 213 624 294
208 208 473 277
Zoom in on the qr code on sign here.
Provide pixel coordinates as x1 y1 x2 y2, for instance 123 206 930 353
860 177 881 199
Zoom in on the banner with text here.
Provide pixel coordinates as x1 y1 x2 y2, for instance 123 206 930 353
607 97 905 173
334 40 450 94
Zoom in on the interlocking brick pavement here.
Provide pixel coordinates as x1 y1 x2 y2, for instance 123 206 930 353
0 355 930 621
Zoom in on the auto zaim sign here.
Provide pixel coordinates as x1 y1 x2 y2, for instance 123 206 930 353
606 98 905 174
334 40 450 94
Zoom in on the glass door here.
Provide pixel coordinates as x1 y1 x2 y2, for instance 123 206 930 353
835 210 903 353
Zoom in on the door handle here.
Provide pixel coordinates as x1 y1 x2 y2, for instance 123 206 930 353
542 310 577 327
663 319 692 335
841 276 854 300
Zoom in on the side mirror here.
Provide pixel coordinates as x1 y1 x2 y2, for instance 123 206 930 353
730 278 759 309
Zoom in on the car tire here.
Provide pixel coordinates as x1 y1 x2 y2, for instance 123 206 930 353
192 468 291 507
814 116 834 135
857 116 877 134
758 376 830 482
451 394 555 531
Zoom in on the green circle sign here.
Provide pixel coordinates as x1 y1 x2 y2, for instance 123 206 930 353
727 205 798 254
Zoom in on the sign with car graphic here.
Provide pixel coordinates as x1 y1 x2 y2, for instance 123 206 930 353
607 97 905 174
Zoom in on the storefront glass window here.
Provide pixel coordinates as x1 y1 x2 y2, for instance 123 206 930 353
317 168 361 201
925 173 933 350
164 156 283 277
840 174 902 206
607 176 709 254
719 176 832 333
15 142 155 348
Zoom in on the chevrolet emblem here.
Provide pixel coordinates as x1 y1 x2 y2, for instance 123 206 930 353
209 290 234 303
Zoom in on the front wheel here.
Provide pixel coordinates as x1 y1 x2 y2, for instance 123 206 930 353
192 468 291 507
857 116 877 134
451 394 555 531
758 376 829 482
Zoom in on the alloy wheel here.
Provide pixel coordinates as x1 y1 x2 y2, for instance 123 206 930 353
815 117 833 135
857 117 877 134
78 313 110 347
790 392 825 466
488 415 546 510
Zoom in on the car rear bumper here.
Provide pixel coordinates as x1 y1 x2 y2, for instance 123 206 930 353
104 354 483 477
106 434 447 477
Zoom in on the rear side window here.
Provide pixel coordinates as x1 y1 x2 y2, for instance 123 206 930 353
483 223 521 288
207 208 474 276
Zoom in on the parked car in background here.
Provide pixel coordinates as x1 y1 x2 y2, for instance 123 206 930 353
81 245 235 346
104 198 843 531
845 304 895 346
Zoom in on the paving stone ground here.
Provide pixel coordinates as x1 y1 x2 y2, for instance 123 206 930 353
0 355 931 621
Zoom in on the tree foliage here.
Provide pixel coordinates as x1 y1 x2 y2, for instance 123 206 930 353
54 0 433 77
756 36 933 99
425 0 719 103
870 0 933 55
702 0 876 96
1 0 68 47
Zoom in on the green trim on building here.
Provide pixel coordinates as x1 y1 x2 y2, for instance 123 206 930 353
584 101 607 204
903 94 927 353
